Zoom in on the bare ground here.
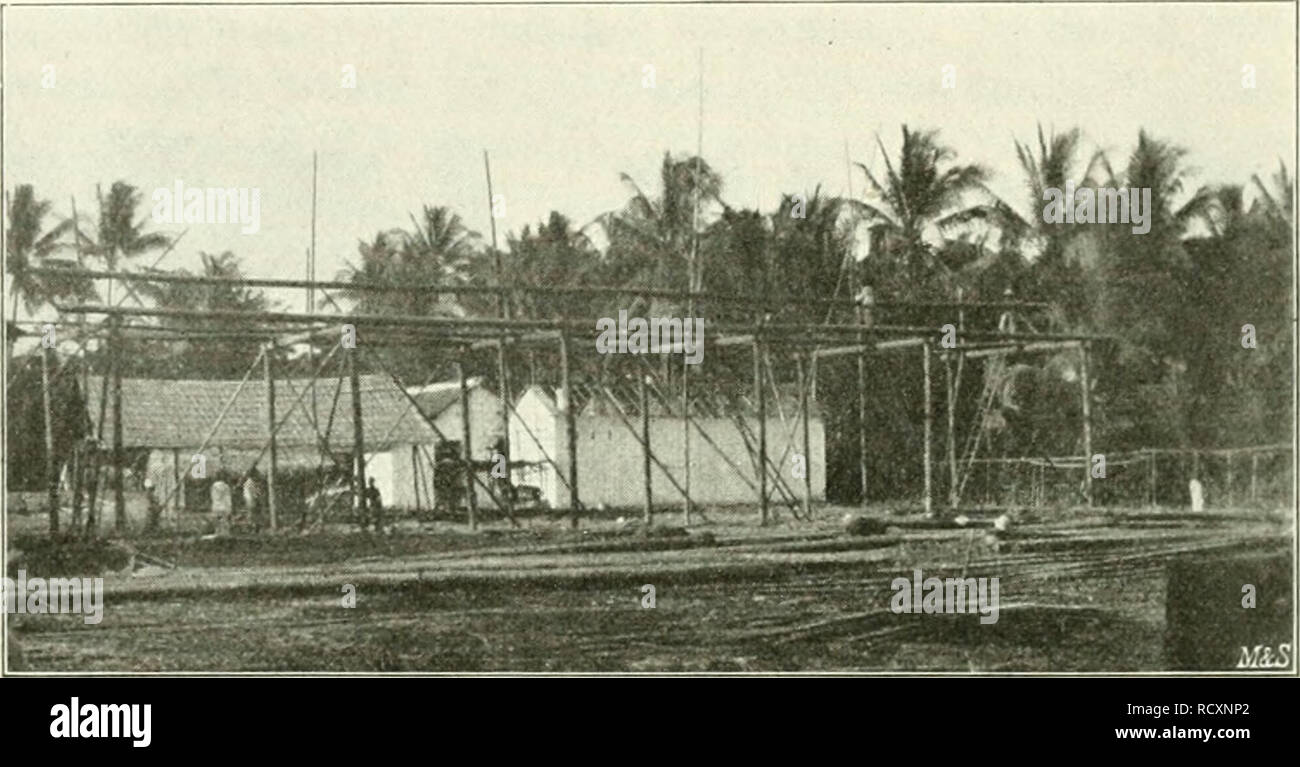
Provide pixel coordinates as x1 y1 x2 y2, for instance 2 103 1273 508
5 504 1290 672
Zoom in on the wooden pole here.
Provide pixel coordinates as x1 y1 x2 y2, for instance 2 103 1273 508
640 373 653 526
111 317 126 533
686 50 702 525
1149 450 1157 507
173 448 183 516
857 349 868 507
349 344 368 531
797 353 813 518
1226 455 1234 508
754 337 768 526
1079 342 1093 508
856 286 871 508
485 153 514 523
309 152 319 433
1251 454 1259 504
559 334 580 528
70 442 83 530
262 344 279 531
457 357 477 531
945 353 958 508
411 445 422 516
922 340 933 516
682 350 692 526
41 343 60 535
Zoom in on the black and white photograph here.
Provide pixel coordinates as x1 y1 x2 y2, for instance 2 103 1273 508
2 0 1295 682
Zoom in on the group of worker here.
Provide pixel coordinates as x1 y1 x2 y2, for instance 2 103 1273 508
196 470 386 535
204 469 269 535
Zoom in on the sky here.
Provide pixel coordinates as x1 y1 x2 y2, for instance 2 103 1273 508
3 2 1295 321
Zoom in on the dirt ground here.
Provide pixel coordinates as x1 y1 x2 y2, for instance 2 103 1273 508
4 503 1291 672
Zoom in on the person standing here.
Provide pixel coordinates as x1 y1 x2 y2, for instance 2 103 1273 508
211 476 233 536
243 470 264 531
364 477 385 534
143 477 162 533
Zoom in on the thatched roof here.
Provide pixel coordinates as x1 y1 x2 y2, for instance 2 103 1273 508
86 374 438 450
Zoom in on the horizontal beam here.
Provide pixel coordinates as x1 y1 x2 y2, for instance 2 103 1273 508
959 340 1082 359
31 267 1054 311
56 304 1107 343
468 331 563 351
811 337 927 358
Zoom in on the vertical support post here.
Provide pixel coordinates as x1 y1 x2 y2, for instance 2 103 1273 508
856 285 872 508
1149 450 1157 507
172 448 181 516
945 353 958 508
559 334 580 528
349 344 368 531
411 446 422 515
42 343 60 535
754 336 768 527
856 349 868 507
1250 453 1259 504
309 152 319 433
1079 341 1093 507
640 373 653 526
1226 455 1234 508
484 152 512 523
457 356 477 531
797 353 813 518
496 336 513 519
922 340 933 517
682 293 692 527
70 444 83 530
111 317 126 533
262 344 278 532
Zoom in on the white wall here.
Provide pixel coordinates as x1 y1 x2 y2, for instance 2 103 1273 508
433 387 504 460
570 413 826 508
508 389 563 503
508 388 826 509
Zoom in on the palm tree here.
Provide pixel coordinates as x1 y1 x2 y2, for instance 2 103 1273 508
338 209 478 318
504 211 602 320
600 152 723 304
855 125 991 289
1087 131 1217 448
404 205 481 283
337 211 479 382
130 252 273 378
5 185 81 325
995 125 1109 262
1250 160 1293 245
75 181 172 306
768 186 854 322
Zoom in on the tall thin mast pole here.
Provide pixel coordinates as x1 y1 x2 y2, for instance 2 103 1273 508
310 151 317 315
309 152 319 429
485 150 513 522
684 47 702 525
